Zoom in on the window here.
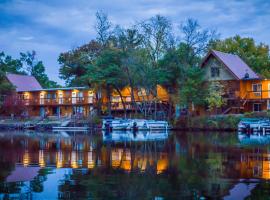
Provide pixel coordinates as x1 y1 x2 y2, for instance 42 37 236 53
253 103 261 112
112 96 121 103
252 84 262 96
211 67 220 78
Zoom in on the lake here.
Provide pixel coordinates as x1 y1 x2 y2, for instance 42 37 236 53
0 130 269 200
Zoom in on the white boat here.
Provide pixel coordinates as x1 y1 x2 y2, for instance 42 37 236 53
102 118 169 131
238 119 270 134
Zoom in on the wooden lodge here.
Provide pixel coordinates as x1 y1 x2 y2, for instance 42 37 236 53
4 74 169 118
3 49 270 118
201 50 270 114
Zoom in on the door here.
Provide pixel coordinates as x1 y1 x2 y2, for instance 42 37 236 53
88 91 94 104
72 92 77 104
58 92 63 104
40 93 44 105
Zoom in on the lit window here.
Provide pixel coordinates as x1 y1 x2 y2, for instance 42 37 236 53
252 84 262 96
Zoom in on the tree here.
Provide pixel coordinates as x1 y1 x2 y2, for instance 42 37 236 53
83 49 128 116
1 93 27 116
0 52 23 73
139 15 172 66
205 81 225 113
210 35 270 78
179 67 206 110
95 11 112 47
0 52 23 101
20 51 59 88
59 40 102 86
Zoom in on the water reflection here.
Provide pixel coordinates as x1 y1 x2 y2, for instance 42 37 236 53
0 131 270 199
102 130 169 142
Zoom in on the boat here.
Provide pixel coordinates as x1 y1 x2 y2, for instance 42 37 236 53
238 118 270 135
102 118 169 131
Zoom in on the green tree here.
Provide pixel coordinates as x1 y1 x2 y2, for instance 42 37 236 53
0 52 24 101
210 35 270 78
205 81 225 113
179 67 206 109
83 49 128 115
59 40 102 86
20 51 59 88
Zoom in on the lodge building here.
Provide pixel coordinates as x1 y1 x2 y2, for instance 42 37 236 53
3 49 270 117
4 74 169 117
201 50 270 113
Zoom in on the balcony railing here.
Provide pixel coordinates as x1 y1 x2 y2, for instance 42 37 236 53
244 90 270 100
22 97 95 106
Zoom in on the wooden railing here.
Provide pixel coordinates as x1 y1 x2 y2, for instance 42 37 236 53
244 90 270 100
22 97 95 106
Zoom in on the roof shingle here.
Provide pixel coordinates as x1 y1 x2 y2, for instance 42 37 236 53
203 50 260 80
6 73 43 92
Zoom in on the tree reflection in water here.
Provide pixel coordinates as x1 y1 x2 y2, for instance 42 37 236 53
0 131 270 199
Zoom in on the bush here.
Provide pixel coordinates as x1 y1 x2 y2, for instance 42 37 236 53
177 115 241 130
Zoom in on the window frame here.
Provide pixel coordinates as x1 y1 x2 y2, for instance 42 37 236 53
210 67 220 78
252 83 262 96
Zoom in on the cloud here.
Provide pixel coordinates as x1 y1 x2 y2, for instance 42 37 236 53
18 36 34 41
0 0 270 85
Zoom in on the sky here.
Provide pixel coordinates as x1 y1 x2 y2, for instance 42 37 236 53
1 0 270 85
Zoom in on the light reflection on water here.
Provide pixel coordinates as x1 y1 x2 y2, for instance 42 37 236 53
0 131 270 199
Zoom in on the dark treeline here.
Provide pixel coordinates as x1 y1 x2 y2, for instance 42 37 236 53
1 11 270 117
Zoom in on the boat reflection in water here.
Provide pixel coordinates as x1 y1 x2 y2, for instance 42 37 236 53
102 130 169 142
238 133 270 145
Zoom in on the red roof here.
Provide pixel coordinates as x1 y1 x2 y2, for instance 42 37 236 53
6 73 43 92
202 50 260 80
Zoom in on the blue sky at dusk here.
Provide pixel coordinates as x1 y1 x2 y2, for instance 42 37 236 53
1 0 270 85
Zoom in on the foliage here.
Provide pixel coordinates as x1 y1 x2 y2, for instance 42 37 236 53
184 115 241 130
179 67 206 107
0 52 23 99
20 51 59 88
210 35 270 78
59 40 102 86
205 81 225 111
1 93 27 116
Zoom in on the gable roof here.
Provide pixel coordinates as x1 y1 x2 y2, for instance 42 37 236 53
201 50 260 80
6 73 43 92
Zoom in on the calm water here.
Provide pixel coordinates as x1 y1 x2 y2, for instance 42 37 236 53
0 131 270 200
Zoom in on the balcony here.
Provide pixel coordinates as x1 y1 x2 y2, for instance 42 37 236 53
22 97 95 106
244 90 270 100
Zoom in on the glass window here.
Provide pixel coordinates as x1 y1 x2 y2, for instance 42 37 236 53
252 84 262 96
211 67 220 77
253 103 261 112
252 84 262 92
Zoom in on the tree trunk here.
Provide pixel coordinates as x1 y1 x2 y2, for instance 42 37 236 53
125 66 138 115
106 84 111 116
115 87 127 118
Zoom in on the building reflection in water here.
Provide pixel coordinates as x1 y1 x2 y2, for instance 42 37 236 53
3 132 270 199
9 131 170 175
4 131 270 179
